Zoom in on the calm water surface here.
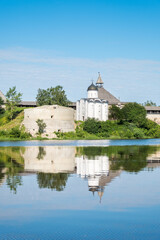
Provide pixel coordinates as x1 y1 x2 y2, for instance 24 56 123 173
0 140 160 239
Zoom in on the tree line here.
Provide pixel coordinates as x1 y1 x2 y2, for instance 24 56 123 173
0 85 70 120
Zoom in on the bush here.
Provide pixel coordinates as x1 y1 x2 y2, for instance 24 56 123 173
36 119 46 134
9 127 21 138
142 119 158 130
20 131 31 139
100 120 117 133
0 130 8 136
83 118 101 134
146 126 160 138
133 128 145 139
119 129 134 139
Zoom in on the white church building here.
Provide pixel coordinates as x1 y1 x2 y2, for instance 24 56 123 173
76 73 108 121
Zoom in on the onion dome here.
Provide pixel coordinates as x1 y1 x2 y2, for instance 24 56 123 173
87 83 98 91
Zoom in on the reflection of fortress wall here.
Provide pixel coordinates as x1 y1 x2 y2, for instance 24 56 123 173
0 168 7 187
147 150 160 161
147 150 160 169
24 146 76 173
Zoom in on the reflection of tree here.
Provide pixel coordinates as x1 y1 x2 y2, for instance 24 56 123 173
0 148 24 193
37 173 69 191
6 175 22 193
108 146 157 173
37 147 46 160
77 145 160 173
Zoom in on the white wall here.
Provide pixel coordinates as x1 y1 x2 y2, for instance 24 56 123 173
147 114 160 125
76 99 108 121
23 105 75 137
88 90 98 99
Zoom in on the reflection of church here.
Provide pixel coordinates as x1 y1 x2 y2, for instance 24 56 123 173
23 146 121 201
76 155 110 201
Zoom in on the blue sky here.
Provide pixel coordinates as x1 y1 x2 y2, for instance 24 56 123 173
0 0 160 104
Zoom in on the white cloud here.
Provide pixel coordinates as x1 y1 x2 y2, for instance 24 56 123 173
0 47 160 105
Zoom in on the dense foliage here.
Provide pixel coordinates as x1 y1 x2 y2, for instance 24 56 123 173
56 114 160 140
6 86 22 120
0 126 31 139
109 103 147 127
36 85 70 106
37 173 69 191
0 97 4 115
77 145 159 172
143 100 157 106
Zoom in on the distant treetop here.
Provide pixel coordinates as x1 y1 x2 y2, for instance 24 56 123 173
143 100 157 106
36 85 70 107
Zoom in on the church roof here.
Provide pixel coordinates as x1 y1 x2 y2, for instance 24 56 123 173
96 72 104 84
98 87 120 104
87 83 98 91
145 106 160 111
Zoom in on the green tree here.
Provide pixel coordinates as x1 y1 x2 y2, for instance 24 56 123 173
36 85 69 106
0 96 5 114
109 105 123 120
36 89 51 106
6 86 22 120
122 102 146 127
36 119 46 134
143 100 156 106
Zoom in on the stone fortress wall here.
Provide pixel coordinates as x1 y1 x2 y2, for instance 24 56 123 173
23 105 75 138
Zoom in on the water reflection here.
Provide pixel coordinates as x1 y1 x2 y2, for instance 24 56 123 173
24 146 75 173
0 147 24 193
76 155 121 201
0 145 160 195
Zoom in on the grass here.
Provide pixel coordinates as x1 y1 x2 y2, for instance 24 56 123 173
0 111 24 131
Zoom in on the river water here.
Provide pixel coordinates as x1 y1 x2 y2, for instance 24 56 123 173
0 139 160 240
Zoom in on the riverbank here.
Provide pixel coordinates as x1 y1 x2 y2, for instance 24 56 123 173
0 109 160 141
0 135 156 141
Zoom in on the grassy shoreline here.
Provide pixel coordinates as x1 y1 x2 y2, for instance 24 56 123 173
0 109 160 141
0 135 154 141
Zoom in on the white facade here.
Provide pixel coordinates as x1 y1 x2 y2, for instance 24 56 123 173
76 82 108 121
88 90 98 99
76 98 108 121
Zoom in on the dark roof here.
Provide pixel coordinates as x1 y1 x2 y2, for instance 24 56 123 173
18 101 37 106
87 83 98 91
68 102 76 107
98 87 120 104
145 106 160 111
